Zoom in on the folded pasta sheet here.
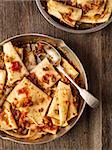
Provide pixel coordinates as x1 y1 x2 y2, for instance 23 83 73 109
24 44 37 71
47 0 82 27
0 101 17 130
14 46 23 60
47 0 112 26
80 0 112 23
61 58 79 79
3 42 29 85
7 77 52 124
58 81 70 126
31 58 61 89
4 128 46 140
48 81 77 127
0 69 6 97
55 0 77 5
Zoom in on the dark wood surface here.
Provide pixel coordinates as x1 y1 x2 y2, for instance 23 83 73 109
0 1 112 150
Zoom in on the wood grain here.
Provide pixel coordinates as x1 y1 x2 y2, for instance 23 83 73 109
0 0 111 150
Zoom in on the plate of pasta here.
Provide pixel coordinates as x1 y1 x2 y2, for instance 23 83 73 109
0 34 87 144
36 0 112 33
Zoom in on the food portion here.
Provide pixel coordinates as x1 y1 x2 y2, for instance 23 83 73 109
0 70 6 97
24 44 37 71
14 46 23 60
47 0 112 28
61 58 79 79
48 81 78 127
3 42 29 85
47 0 82 27
0 101 17 130
31 58 61 90
7 77 52 124
0 40 83 141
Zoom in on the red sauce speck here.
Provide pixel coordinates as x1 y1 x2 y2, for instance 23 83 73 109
11 61 21 72
18 87 29 97
67 15 74 22
38 108 44 112
12 108 20 121
41 116 58 131
19 112 27 124
5 118 9 125
18 87 33 107
51 75 56 82
43 66 49 71
22 98 33 107
42 74 50 84
38 42 43 50
83 4 91 13
29 72 36 79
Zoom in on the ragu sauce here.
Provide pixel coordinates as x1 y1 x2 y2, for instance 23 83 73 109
11 61 21 72
18 87 33 107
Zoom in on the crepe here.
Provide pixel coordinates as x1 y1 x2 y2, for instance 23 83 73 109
3 42 29 85
31 58 61 89
0 101 17 130
47 0 82 27
0 69 6 97
7 77 52 124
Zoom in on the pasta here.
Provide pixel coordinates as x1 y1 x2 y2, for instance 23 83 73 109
47 0 112 28
0 40 83 141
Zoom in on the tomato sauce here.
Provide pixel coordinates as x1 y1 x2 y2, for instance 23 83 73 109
18 87 29 97
11 61 21 72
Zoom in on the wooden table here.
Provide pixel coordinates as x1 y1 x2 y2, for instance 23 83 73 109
0 1 112 150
